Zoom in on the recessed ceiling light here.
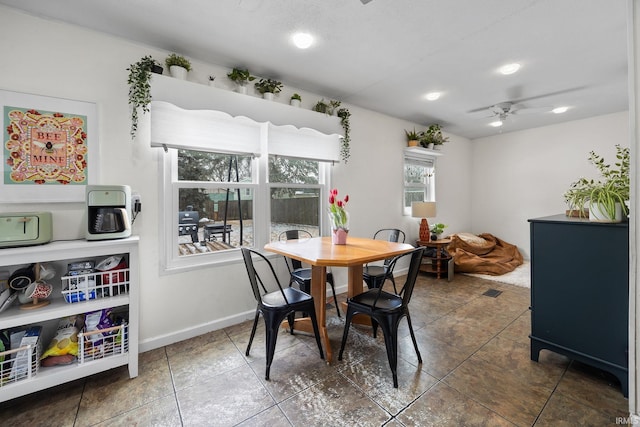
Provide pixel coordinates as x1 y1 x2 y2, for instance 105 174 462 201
489 120 503 127
552 106 569 114
292 32 313 49
425 92 441 101
499 63 521 75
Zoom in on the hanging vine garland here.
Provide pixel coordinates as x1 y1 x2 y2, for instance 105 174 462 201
337 107 351 163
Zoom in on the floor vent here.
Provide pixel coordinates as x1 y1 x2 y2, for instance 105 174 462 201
483 289 502 298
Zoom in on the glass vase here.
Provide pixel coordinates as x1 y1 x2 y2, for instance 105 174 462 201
328 211 349 245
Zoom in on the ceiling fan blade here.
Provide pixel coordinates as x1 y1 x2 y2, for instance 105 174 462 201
360 0 374 4
467 86 586 114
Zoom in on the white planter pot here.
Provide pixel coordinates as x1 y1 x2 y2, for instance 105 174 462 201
263 92 274 101
427 143 434 150
236 84 248 94
290 99 301 107
588 202 622 223
169 65 188 80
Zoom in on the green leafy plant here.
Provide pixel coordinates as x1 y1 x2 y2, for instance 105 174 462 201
564 145 630 219
328 100 341 115
227 67 255 84
312 99 329 114
430 223 447 235
127 55 161 139
419 124 449 147
254 78 283 94
291 93 302 101
405 128 419 141
337 108 351 163
165 53 192 71
208 75 215 81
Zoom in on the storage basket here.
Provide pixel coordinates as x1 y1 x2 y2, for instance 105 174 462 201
0 343 40 387
78 323 128 364
61 269 130 303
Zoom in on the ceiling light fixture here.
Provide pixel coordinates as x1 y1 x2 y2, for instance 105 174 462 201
489 120 503 127
552 106 569 114
499 63 521 75
292 32 314 49
425 92 441 101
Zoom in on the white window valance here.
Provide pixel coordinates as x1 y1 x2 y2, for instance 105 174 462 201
150 75 343 160
150 101 261 155
268 123 341 162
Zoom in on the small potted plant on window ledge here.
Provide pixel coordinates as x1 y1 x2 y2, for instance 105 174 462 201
227 67 255 94
165 53 192 80
290 93 302 107
254 78 283 100
419 124 449 149
405 128 420 147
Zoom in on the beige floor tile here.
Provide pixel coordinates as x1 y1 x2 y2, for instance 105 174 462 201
401 330 474 379
177 364 275 426
278 374 391 426
92 394 182 427
499 311 531 345
535 392 619 426
235 405 293 426
397 381 516 426
444 354 551 426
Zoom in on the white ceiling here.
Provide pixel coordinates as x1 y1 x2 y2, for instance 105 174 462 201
0 0 629 139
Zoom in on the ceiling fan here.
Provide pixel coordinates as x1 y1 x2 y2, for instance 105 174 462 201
360 0 374 4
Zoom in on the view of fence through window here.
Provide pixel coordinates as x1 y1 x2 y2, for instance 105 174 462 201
176 150 322 256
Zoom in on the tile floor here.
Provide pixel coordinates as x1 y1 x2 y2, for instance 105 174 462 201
0 274 630 426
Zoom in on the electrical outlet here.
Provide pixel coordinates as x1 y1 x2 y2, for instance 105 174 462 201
131 193 142 213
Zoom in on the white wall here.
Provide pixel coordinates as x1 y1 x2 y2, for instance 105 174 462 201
0 7 472 350
471 111 629 259
0 6 628 351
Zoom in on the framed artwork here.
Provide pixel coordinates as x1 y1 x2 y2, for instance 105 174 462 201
1 89 98 203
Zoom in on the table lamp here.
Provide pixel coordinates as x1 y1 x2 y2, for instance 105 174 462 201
411 201 437 242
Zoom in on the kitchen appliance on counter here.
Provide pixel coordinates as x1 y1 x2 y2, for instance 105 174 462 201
0 212 52 248
86 185 131 240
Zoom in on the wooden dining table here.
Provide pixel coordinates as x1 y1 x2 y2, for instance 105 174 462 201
264 236 414 362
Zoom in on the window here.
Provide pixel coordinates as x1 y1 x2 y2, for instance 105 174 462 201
403 149 436 215
153 101 341 272
268 156 327 240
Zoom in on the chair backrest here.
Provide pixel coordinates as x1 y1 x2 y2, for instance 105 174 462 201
241 247 289 304
370 247 425 308
278 229 313 270
373 228 406 244
398 247 425 307
372 228 406 267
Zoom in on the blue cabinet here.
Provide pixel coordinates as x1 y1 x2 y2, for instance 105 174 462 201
529 214 628 396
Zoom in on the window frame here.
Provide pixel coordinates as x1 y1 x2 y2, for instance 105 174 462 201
403 148 439 216
159 148 333 273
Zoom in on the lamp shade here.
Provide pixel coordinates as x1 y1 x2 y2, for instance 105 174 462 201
411 201 436 218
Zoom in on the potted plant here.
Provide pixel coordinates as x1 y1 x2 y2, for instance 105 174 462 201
227 67 255 94
127 55 163 139
254 78 283 100
419 124 449 149
208 75 215 86
430 223 447 241
290 93 302 107
405 128 419 147
165 53 192 80
328 100 342 115
564 145 629 222
312 99 329 114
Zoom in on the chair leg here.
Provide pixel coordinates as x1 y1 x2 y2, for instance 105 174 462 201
327 274 341 318
246 310 260 356
338 306 355 360
406 313 422 363
262 311 280 381
377 314 400 388
306 305 325 360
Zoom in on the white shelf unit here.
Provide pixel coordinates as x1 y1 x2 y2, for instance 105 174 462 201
0 237 139 403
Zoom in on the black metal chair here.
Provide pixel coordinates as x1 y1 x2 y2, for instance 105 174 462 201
362 228 406 293
278 230 341 318
241 248 324 380
338 247 425 388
